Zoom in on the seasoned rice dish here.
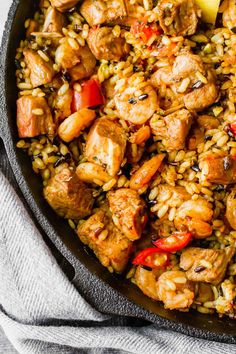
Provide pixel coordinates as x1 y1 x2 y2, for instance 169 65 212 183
15 0 236 318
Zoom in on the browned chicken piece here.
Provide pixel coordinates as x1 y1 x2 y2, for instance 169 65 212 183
50 0 79 12
55 40 81 69
77 206 132 273
172 53 205 81
80 0 127 27
115 85 159 125
87 27 130 61
150 67 173 88
54 88 73 121
17 95 55 138
44 164 94 219
26 20 39 38
42 6 66 33
108 188 147 241
69 46 97 81
180 247 235 285
223 0 236 29
197 115 220 130
134 266 161 301
150 109 193 150
85 117 127 176
157 0 200 36
157 185 190 207
183 80 219 111
199 154 236 184
24 49 55 88
226 189 236 230
157 270 195 310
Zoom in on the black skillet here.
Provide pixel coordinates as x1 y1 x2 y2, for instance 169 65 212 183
0 0 235 344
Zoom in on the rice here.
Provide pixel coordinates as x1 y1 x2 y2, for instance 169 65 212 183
14 0 236 319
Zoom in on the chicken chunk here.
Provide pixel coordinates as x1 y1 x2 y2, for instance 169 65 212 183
134 266 161 301
42 6 66 33
115 85 159 125
80 0 127 27
17 95 55 138
77 206 132 273
150 109 193 150
68 46 97 81
55 39 81 69
150 67 173 88
157 0 200 36
199 154 236 184
180 247 235 285
223 0 236 29
172 53 205 81
226 189 236 230
183 80 219 111
50 0 79 12
157 270 195 310
108 188 147 241
24 49 55 88
44 164 94 219
85 117 127 176
87 27 129 61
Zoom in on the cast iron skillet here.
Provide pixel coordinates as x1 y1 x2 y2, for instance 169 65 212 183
0 0 236 343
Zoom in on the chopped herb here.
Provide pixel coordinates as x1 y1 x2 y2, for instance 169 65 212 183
192 80 204 90
93 156 98 161
128 97 137 104
223 156 231 171
138 94 149 101
194 265 206 273
191 163 201 172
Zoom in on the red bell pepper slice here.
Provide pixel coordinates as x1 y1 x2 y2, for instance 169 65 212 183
230 122 236 136
132 247 169 269
131 21 162 44
71 79 104 112
153 232 192 253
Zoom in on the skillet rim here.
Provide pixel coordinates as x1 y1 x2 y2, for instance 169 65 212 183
0 0 236 344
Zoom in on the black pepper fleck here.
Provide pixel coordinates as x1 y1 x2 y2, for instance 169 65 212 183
194 265 206 273
128 97 137 104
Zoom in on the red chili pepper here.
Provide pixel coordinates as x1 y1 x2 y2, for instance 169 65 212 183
132 247 169 269
131 21 162 44
153 232 192 253
71 79 104 112
230 122 236 136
